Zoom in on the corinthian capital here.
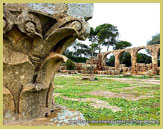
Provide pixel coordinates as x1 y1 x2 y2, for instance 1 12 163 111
3 3 93 124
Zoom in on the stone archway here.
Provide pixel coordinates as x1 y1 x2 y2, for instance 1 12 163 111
136 48 152 64
135 47 152 75
105 53 115 66
116 50 132 74
96 44 160 75
146 45 160 75
103 52 115 72
119 51 131 67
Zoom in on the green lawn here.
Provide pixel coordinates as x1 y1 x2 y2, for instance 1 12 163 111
54 74 160 126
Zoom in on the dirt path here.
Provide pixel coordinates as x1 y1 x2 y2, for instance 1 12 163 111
84 90 153 101
106 78 160 85
60 96 122 112
122 85 157 90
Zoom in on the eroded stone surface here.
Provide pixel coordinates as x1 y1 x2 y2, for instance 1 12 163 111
3 3 93 123
4 105 88 126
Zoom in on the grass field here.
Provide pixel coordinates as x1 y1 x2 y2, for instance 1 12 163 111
54 74 160 126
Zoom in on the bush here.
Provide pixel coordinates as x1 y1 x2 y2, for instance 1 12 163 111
65 59 75 70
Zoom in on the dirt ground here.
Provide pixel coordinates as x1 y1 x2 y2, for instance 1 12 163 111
105 77 160 85
61 96 122 112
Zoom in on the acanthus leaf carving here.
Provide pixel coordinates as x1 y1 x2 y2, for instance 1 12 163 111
3 3 93 123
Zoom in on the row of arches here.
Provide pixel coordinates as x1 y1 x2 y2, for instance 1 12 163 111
105 48 160 67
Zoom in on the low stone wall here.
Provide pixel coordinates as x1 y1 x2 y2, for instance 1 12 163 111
58 62 160 75
59 45 160 75
132 63 152 75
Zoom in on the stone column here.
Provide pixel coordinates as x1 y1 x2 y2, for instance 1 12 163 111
3 3 93 123
152 49 158 75
115 54 120 70
130 49 137 74
97 53 104 70
102 54 106 70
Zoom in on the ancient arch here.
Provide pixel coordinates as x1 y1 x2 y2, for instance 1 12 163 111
97 44 160 74
136 48 152 64
117 50 132 67
104 52 115 67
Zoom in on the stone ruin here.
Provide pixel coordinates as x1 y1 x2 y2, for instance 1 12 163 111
59 44 160 75
3 3 93 125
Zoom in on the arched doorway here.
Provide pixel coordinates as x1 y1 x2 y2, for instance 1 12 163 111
119 51 131 67
117 51 131 74
137 48 152 64
105 53 115 67
136 48 152 74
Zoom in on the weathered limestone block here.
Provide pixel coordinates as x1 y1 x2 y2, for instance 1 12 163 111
120 64 126 68
60 66 66 70
3 87 15 122
3 3 93 124
157 67 160 75
144 70 154 76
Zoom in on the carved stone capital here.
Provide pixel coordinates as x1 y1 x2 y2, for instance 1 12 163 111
3 3 93 123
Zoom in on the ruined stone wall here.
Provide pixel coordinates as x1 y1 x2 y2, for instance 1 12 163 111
95 44 160 75
59 44 160 75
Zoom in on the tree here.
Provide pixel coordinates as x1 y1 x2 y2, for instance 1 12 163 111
106 55 115 66
137 53 152 64
95 24 119 52
88 24 119 54
75 42 90 57
106 40 132 67
88 27 97 44
65 59 75 70
113 41 132 50
64 40 93 63
147 33 160 45
119 52 131 67
147 33 160 65
113 41 132 66
89 43 98 57
64 41 89 57
88 27 100 56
